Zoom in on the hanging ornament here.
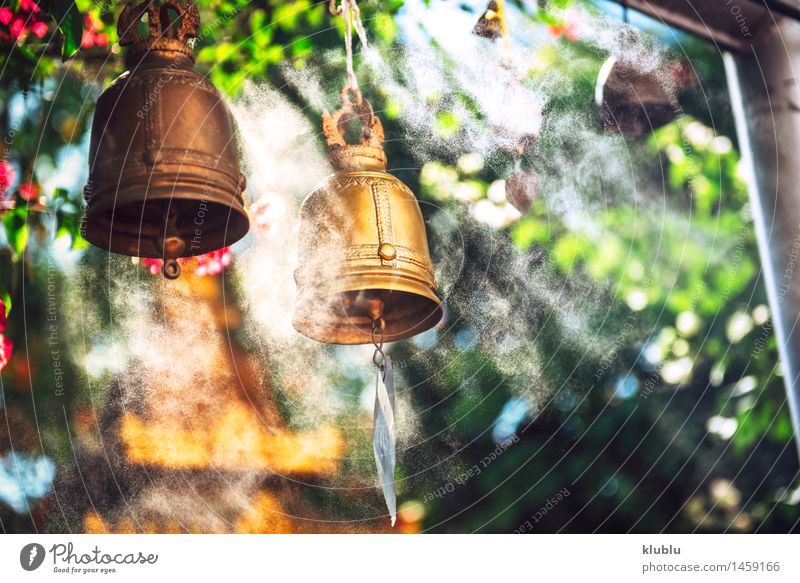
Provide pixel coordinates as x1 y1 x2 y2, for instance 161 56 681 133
83 0 249 279
473 0 503 40
505 169 539 215
295 1 442 526
294 0 442 344
594 56 690 138
594 5 692 138
293 88 442 343
372 323 396 526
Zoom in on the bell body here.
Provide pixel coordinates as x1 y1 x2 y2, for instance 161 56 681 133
595 56 680 138
294 165 442 344
83 1 248 259
293 102 442 345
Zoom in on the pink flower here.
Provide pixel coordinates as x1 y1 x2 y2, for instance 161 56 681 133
19 0 41 14
0 334 12 372
136 247 232 277
18 181 39 201
81 28 95 48
81 14 109 49
139 257 165 276
0 161 17 199
195 247 232 277
30 20 47 39
0 300 10 373
0 7 12 26
9 17 25 40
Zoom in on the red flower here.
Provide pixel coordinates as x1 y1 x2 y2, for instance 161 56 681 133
139 257 166 276
81 14 109 49
136 247 233 277
0 161 17 199
18 181 39 202
9 17 25 40
195 247 232 277
30 20 47 39
0 334 12 372
0 7 12 26
19 0 41 14
0 299 10 373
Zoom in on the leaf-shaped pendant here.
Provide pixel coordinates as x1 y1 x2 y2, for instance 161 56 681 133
373 354 396 526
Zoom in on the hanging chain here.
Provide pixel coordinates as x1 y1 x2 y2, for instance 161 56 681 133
371 315 386 372
329 0 369 94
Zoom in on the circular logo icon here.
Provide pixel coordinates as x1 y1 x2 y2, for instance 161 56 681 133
20 543 46 571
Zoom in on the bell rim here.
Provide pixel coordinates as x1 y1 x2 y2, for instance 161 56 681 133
292 276 443 345
83 184 250 258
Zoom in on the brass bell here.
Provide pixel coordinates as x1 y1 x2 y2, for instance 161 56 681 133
473 1 502 40
293 89 443 345
595 56 688 138
83 0 249 278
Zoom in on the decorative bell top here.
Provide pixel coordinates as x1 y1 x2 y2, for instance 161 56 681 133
322 87 388 172
118 0 199 65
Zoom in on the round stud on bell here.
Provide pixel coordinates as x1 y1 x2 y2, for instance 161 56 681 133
293 87 443 345
82 0 249 273
595 56 690 139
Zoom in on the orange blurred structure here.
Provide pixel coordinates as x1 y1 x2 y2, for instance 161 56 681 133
76 267 384 533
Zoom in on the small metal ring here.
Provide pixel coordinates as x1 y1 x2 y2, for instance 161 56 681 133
341 84 363 107
371 316 385 368
162 258 181 279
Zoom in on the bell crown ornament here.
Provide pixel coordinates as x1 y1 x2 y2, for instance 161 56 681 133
83 0 248 278
293 88 443 344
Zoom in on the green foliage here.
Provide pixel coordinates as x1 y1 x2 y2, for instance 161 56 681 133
40 0 84 58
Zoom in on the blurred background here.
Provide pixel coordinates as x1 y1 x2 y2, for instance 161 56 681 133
1 0 798 533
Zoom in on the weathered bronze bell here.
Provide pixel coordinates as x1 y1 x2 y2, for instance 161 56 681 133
293 90 442 345
83 0 248 278
595 56 687 138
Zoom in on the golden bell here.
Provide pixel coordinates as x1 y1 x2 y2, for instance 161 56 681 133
293 90 442 345
83 0 248 278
